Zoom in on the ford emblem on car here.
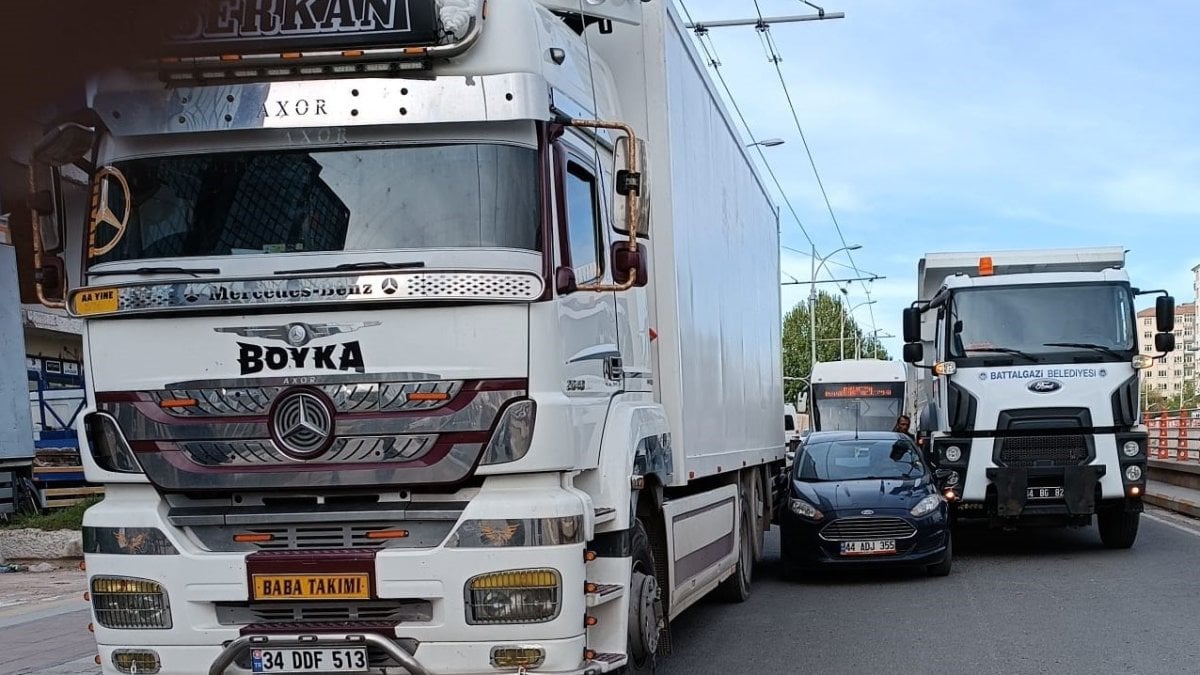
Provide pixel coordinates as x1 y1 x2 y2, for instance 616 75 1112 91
1028 379 1063 393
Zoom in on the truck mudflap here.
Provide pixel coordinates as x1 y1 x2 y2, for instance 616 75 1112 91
986 465 1106 517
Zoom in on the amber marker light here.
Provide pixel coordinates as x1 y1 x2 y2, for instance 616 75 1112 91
407 392 450 402
366 530 409 540
159 399 197 409
233 533 274 543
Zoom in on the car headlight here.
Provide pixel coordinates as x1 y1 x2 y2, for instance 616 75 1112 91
1122 441 1141 458
788 498 824 521
944 445 963 463
910 494 945 518
1124 464 1143 482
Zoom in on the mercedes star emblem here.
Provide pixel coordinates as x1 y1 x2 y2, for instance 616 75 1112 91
269 388 336 459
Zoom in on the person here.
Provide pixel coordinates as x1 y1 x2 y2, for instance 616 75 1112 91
893 414 915 440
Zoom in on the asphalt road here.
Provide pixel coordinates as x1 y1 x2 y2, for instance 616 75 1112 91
658 507 1200 675
9 507 1200 674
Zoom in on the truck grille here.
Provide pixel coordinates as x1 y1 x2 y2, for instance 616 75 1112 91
216 601 433 626
997 435 1088 467
188 520 459 552
819 517 916 541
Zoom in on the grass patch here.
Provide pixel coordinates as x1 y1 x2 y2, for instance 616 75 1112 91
2 497 101 531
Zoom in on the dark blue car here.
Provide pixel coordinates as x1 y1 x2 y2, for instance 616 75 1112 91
780 431 952 579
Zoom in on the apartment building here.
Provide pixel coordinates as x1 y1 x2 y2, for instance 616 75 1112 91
1138 301 1196 399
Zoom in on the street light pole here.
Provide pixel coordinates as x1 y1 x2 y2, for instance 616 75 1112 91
810 243 862 376
841 299 877 360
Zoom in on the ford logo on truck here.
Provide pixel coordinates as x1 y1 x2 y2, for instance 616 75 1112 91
1028 379 1063 393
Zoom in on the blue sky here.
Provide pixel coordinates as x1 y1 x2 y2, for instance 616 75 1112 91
676 0 1200 356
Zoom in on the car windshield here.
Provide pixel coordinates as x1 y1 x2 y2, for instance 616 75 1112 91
87 143 541 266
796 439 925 482
948 283 1135 357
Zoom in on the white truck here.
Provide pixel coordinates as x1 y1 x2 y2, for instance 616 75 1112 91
808 359 909 433
901 247 1175 548
1 209 36 517
19 1 785 673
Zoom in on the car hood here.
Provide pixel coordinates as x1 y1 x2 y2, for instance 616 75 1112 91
793 477 933 513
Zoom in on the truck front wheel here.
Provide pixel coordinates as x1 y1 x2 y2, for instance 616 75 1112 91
1098 506 1140 549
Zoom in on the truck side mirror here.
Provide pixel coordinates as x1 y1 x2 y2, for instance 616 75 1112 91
1156 296 1175 333
33 122 96 169
611 242 648 287
555 266 577 295
903 343 924 364
902 307 921 343
1155 332 1176 353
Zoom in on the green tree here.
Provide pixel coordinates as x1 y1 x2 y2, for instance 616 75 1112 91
1145 379 1198 412
782 290 891 404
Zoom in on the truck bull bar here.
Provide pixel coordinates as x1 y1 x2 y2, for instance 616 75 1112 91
208 633 428 675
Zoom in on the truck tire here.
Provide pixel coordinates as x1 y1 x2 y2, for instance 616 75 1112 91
618 519 663 674
1098 508 1140 549
715 481 752 602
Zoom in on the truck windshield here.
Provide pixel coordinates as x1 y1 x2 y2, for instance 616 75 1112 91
87 143 541 265
811 383 904 432
948 283 1135 358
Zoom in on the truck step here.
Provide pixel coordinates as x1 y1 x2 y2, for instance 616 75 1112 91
588 652 628 669
585 583 625 608
593 507 617 525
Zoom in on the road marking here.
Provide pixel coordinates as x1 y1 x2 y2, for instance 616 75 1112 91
1144 510 1200 538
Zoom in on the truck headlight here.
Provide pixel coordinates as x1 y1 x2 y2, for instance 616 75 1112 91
480 400 536 465
447 516 583 548
466 569 561 625
83 527 178 555
1124 465 1143 482
1122 441 1141 458
944 445 963 463
910 494 945 518
91 576 171 629
789 498 824 521
84 413 142 474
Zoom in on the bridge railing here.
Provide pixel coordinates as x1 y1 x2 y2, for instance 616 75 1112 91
1145 409 1200 462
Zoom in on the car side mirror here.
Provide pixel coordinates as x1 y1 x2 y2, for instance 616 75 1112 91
555 266 577 295
902 307 922 343
903 343 924 364
1156 295 1175 333
611 242 648 287
1155 332 1176 353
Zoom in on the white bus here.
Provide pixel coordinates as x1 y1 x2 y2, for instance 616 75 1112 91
809 360 910 433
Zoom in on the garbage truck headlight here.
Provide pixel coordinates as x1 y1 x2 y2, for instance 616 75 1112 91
1122 440 1141 457
944 445 963 463
1124 464 1143 482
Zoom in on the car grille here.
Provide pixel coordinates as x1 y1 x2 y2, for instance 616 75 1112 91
997 435 1088 467
216 600 433 626
819 517 916 541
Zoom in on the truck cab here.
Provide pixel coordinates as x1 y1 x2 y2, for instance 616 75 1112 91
902 248 1175 547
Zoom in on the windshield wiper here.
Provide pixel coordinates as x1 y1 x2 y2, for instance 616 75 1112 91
274 261 426 276
88 266 220 278
1042 342 1127 360
963 347 1039 363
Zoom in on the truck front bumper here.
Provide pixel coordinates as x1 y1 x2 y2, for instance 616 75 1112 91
985 465 1106 517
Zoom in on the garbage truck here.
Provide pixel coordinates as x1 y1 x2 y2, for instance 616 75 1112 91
17 1 787 673
901 247 1175 548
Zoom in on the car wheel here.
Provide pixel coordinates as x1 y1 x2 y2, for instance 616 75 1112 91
926 532 953 577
